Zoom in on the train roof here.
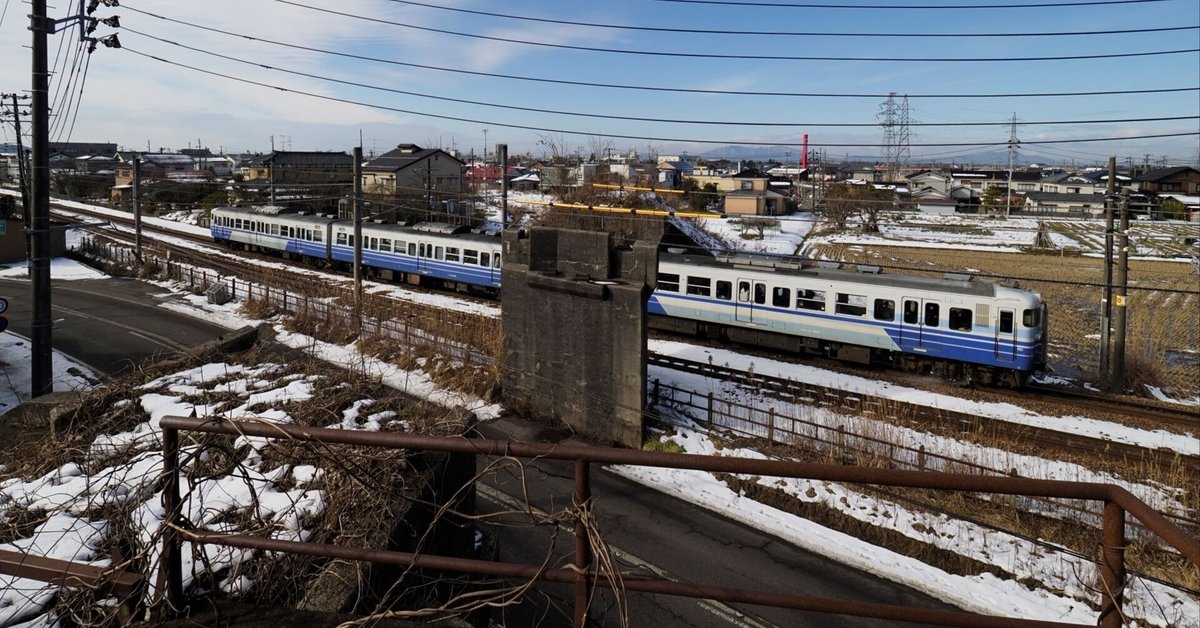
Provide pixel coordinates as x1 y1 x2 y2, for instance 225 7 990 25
353 221 502 246
660 251 1037 300
212 206 337 223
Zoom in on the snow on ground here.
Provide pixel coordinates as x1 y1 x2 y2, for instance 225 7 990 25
612 425 1198 627
0 257 108 281
0 330 99 422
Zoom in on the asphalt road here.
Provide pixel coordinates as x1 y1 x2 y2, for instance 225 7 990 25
475 417 954 628
0 276 232 377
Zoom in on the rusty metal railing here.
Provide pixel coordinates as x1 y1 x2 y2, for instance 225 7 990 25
158 416 1200 628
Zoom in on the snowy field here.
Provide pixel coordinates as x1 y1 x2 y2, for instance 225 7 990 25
1 258 1196 626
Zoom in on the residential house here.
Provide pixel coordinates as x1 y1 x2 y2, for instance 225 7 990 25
114 153 196 186
657 160 693 188
361 144 462 204
950 170 1041 195
49 142 116 158
241 151 353 184
1022 191 1104 216
907 171 952 194
1133 166 1200 195
911 187 958 215
722 168 787 216
73 154 116 174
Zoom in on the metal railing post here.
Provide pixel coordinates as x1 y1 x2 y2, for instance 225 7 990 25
160 426 183 608
573 458 592 628
1099 500 1127 628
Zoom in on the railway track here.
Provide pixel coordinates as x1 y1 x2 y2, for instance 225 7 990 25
647 353 1200 479
1026 384 1198 434
55 200 1198 478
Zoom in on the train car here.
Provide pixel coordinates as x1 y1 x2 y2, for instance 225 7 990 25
649 251 1046 386
210 206 334 262
329 221 502 292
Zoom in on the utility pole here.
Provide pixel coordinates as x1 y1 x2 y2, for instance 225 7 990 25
30 0 53 397
269 161 276 206
1111 191 1130 393
1006 113 1019 217
8 93 32 274
497 143 508 229
133 157 143 263
426 159 433 213
352 146 363 327
1100 156 1115 381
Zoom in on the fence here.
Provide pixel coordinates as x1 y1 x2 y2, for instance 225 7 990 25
157 416 1199 628
648 378 1193 542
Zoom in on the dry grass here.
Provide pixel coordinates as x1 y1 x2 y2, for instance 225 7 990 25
239 295 279 320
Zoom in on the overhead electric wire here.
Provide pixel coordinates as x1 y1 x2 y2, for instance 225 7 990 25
60 51 93 146
122 46 1200 149
274 0 1198 63
121 28 1199 130
381 0 1197 38
653 0 1170 8
120 5 1199 100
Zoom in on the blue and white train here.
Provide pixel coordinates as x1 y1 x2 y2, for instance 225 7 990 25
210 206 1047 386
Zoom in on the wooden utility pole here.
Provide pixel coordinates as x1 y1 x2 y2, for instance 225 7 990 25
353 146 363 325
1111 192 1130 392
497 143 508 229
133 157 143 263
30 0 53 397
1100 156 1115 380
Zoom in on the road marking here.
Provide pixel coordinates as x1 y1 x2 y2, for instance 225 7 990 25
50 302 187 351
476 481 777 628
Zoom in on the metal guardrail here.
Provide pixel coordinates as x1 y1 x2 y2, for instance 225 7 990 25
159 416 1200 628
0 548 142 606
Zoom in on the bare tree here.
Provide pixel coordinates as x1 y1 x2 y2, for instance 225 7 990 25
536 132 573 165
740 216 780 239
586 136 615 163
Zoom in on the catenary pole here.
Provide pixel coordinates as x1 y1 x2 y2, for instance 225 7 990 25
30 0 53 397
133 157 143 263
497 143 508 229
1100 156 1115 380
353 146 363 327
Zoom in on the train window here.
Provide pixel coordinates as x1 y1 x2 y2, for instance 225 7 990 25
796 289 825 311
716 281 732 301
408 242 416 256
464 249 479 265
434 246 444 260
1000 311 1014 333
479 252 490 267
904 300 918 324
419 243 428 257
379 239 392 253
313 230 322 243
658 273 680 292
370 237 380 251
446 247 461 262
753 283 766 305
835 293 867 316
1023 308 1041 328
336 233 349 246
494 254 501 269
738 282 751 302
874 299 895 321
924 303 940 327
686 276 712 297
949 307 972 331
772 287 790 307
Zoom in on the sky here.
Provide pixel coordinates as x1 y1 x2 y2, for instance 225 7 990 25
0 0 1197 165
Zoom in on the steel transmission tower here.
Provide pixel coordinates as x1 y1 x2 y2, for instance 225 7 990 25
878 93 911 182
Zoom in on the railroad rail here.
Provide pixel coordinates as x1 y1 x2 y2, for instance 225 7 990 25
1026 384 1198 434
647 353 1200 480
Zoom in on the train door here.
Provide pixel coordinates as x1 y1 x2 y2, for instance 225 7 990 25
417 241 432 273
995 308 1017 361
735 279 767 323
898 298 940 352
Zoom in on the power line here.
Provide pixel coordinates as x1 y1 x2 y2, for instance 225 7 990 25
652 0 1170 8
119 6 1199 100
380 0 1197 38
274 0 1199 63
122 47 1200 149
120 27 1200 130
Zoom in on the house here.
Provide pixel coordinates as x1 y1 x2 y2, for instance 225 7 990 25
907 171 952 194
1022 191 1104 216
950 170 1041 194
657 160 693 188
362 144 461 205
114 153 195 186
49 142 117 158
722 168 787 216
1133 166 1200 195
241 151 353 184
73 154 116 174
911 187 958 215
